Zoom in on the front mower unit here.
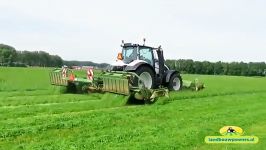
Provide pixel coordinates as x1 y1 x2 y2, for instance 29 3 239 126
101 72 130 95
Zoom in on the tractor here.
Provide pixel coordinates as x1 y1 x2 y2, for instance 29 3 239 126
110 40 182 91
49 40 203 103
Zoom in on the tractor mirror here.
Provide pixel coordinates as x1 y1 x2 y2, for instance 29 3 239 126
117 52 123 60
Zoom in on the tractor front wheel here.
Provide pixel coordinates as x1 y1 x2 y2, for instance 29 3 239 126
133 66 155 89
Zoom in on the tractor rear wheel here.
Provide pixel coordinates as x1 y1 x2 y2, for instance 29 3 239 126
133 66 155 89
168 73 182 91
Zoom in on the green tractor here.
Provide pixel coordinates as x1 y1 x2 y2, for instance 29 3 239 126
50 40 203 103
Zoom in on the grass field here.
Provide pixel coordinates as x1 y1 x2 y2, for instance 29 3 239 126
0 67 266 150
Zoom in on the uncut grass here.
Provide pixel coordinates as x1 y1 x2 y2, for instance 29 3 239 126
169 74 266 100
0 67 53 92
1 93 265 150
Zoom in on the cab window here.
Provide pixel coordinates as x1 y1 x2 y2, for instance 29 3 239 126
139 47 153 66
122 47 137 63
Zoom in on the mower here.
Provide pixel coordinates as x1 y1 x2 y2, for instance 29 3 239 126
50 40 204 103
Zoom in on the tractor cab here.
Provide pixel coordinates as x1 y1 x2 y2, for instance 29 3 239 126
110 40 182 91
121 44 154 66
120 44 168 75
113 43 165 72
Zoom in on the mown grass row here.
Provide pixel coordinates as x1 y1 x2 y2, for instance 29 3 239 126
0 93 128 120
0 93 103 107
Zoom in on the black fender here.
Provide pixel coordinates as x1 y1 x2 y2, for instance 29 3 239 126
124 62 155 74
164 70 180 83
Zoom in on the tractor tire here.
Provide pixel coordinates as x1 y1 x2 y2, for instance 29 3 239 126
133 66 155 89
168 73 182 91
66 82 77 93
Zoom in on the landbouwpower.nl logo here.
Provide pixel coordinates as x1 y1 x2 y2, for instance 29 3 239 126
205 126 259 144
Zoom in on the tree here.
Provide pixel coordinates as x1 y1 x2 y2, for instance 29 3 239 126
0 44 17 66
193 61 203 74
239 62 248 76
185 59 194 73
202 61 214 74
214 61 223 75
15 50 63 67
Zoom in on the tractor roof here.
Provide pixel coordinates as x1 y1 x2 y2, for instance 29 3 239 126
122 43 154 49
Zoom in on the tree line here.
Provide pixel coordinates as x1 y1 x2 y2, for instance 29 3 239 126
1 43 265 76
165 59 266 76
0 44 63 67
0 44 108 68
63 60 109 69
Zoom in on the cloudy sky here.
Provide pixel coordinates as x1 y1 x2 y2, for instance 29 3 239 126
0 0 265 63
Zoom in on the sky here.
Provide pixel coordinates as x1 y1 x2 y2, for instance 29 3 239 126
0 0 265 63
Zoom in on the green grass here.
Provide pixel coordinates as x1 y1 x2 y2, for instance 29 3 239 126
0 67 52 92
0 67 266 150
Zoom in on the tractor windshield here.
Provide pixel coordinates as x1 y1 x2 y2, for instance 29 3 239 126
122 47 138 64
